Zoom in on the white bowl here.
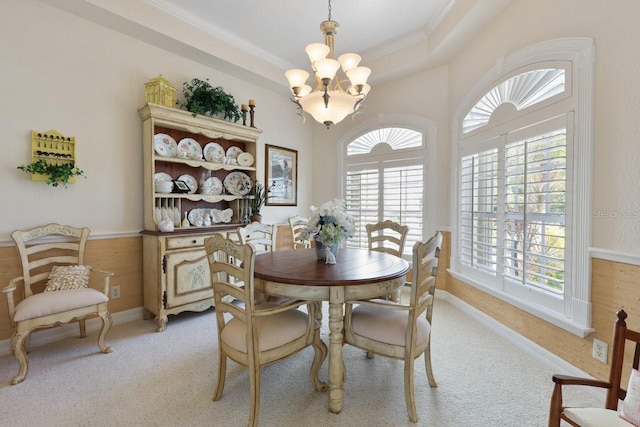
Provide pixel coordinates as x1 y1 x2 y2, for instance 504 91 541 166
155 182 174 193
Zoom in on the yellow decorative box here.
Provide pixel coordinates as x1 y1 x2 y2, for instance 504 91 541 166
144 74 177 107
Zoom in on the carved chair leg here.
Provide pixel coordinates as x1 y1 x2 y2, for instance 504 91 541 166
404 357 418 423
10 332 30 385
213 352 227 401
79 318 87 338
310 329 328 392
97 312 113 354
424 340 437 387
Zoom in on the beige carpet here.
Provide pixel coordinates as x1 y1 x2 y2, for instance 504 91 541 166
0 301 600 426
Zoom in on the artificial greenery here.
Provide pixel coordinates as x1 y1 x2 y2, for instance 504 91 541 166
251 181 272 215
176 78 242 122
17 159 86 188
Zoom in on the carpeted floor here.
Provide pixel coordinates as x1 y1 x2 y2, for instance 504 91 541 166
0 301 600 426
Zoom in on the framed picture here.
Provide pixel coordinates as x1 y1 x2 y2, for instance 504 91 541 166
172 179 190 193
265 144 297 206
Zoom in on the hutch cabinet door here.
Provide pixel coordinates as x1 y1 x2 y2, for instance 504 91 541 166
164 250 213 308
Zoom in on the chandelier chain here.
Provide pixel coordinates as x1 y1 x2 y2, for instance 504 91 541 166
328 0 332 21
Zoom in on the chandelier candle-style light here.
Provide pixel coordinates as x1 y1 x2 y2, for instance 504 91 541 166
285 0 371 129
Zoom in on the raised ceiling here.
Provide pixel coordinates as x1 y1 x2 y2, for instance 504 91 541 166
38 0 513 91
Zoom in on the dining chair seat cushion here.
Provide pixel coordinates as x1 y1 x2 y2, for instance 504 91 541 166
14 288 108 322
350 302 431 346
221 303 311 353
562 408 633 426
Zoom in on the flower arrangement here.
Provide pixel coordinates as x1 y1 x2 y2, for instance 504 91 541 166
302 199 355 246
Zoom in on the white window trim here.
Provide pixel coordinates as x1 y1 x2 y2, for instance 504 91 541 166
450 38 595 337
338 113 438 241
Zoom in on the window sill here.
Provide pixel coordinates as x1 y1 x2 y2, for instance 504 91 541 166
448 269 594 338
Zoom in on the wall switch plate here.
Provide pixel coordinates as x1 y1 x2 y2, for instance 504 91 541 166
592 338 608 363
111 285 121 299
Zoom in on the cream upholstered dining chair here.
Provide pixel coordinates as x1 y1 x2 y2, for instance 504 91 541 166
204 234 327 427
549 310 640 427
288 215 310 249
344 232 442 423
366 220 409 302
237 221 277 253
2 223 114 385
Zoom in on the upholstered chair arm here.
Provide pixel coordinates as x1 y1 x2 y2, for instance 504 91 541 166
90 267 114 296
3 277 24 327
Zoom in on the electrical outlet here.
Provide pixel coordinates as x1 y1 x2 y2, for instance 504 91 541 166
111 285 121 299
592 338 608 363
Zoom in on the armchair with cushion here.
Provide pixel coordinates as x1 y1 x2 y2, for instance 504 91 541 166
2 223 114 385
549 309 640 426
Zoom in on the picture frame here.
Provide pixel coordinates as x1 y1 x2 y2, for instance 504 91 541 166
265 144 297 206
172 179 190 193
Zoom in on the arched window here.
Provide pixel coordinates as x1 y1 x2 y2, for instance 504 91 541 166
341 116 436 259
451 38 595 337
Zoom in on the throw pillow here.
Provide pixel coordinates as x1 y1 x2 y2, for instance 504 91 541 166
44 265 91 292
620 368 640 426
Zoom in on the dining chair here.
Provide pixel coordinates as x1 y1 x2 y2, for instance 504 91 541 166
204 234 327 427
2 223 114 385
366 220 409 302
237 221 277 253
288 215 310 249
549 309 640 426
344 231 442 423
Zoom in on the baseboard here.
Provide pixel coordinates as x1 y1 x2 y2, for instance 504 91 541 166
0 307 144 357
436 290 606 401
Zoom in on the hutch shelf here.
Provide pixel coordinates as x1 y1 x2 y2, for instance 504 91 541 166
139 103 262 331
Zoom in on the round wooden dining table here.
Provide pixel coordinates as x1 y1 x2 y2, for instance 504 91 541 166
253 247 409 414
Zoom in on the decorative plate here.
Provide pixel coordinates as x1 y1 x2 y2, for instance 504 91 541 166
177 174 198 194
188 208 210 226
177 138 203 160
237 152 254 167
211 208 233 223
200 177 223 195
154 172 173 182
226 146 243 160
153 133 177 158
203 142 225 163
223 171 252 196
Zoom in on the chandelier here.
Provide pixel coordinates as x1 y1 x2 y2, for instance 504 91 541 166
285 0 371 129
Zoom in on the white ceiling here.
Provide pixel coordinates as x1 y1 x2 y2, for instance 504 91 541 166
38 0 513 90
150 0 455 70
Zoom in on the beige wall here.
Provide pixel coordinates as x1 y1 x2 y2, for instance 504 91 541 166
0 0 313 243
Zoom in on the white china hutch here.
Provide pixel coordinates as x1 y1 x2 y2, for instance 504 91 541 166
139 103 261 331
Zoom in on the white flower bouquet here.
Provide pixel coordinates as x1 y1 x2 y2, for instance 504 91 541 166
302 199 355 246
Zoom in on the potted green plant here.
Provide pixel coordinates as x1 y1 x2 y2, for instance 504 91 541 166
17 159 86 188
176 78 242 122
250 181 271 222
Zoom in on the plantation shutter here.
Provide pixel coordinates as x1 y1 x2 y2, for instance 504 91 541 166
503 130 566 293
459 149 498 273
